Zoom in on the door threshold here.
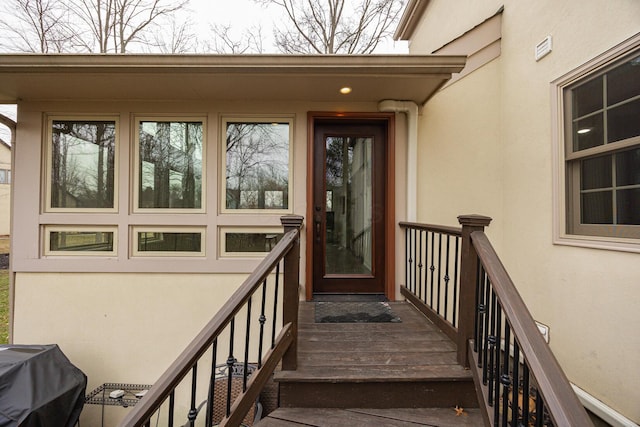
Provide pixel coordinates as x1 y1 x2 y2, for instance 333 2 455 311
311 293 387 302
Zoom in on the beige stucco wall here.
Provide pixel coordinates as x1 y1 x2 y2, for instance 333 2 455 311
0 143 10 235
13 272 249 425
411 0 640 422
418 58 503 248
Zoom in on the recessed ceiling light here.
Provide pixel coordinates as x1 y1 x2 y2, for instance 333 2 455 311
340 87 352 95
577 128 592 134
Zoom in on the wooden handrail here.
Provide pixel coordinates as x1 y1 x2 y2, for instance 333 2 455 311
120 215 303 427
399 221 461 236
470 231 593 426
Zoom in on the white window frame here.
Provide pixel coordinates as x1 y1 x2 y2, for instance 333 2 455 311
131 226 206 257
43 225 118 256
552 33 640 252
132 116 207 214
219 227 284 258
44 116 119 213
220 116 294 215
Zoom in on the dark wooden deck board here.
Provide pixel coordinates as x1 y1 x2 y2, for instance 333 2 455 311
282 301 470 382
256 407 485 426
273 301 478 411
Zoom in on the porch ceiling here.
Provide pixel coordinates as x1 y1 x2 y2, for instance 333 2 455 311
0 54 465 104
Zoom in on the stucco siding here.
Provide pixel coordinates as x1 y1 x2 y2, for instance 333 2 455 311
13 272 253 425
412 0 640 422
407 0 503 54
418 58 504 249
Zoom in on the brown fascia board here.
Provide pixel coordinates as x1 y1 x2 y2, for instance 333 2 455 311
394 0 431 41
0 54 466 76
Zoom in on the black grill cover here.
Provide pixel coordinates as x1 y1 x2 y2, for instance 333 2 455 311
0 345 86 427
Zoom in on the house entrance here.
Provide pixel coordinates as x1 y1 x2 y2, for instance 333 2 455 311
310 116 390 295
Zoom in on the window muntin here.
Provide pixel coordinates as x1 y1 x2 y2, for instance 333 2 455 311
132 227 205 256
565 51 640 239
44 226 116 256
47 119 117 211
223 119 292 212
135 119 204 211
219 228 284 257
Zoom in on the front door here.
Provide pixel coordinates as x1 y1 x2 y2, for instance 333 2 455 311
311 118 388 294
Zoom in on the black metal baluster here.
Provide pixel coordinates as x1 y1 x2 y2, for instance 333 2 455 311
494 306 503 426
258 280 267 369
412 229 418 297
535 388 544 427
423 230 429 305
271 263 280 348
188 363 198 426
522 365 531 426
206 339 218 427
511 339 520 427
483 272 491 368
436 233 443 314
168 390 175 427
429 232 435 306
475 265 486 356
501 323 511 427
227 318 235 417
417 229 423 300
444 235 451 321
487 289 497 400
452 236 460 327
405 227 410 293
244 296 252 391
413 229 424 295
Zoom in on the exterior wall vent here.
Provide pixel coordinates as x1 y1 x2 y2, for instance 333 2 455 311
535 36 553 61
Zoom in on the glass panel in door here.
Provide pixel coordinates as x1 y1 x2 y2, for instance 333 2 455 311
324 136 373 275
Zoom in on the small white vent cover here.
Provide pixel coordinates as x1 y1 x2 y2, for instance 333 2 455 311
535 36 553 61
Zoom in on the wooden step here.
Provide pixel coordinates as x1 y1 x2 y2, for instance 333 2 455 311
275 302 478 409
255 407 485 426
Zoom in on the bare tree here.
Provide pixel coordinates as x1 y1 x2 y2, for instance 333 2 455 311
0 0 76 52
0 0 190 53
148 14 197 53
205 23 264 54
254 0 404 54
67 0 189 53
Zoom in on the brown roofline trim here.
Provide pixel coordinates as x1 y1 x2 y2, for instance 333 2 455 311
0 53 465 75
394 0 431 41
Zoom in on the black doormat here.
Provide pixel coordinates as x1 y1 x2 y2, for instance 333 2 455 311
315 302 401 323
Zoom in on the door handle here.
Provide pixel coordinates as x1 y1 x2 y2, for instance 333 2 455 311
314 214 322 243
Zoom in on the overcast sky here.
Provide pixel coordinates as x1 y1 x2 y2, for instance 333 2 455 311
185 0 407 54
0 0 408 142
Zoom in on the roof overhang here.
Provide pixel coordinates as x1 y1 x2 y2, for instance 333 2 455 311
394 0 431 41
0 54 465 105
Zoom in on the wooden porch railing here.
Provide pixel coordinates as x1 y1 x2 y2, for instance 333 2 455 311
120 215 303 427
400 216 593 426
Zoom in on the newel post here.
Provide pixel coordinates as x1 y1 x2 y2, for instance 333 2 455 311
457 214 492 367
281 214 304 371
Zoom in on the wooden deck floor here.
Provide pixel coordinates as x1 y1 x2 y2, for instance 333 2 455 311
256 301 483 426
257 407 484 426
279 302 471 383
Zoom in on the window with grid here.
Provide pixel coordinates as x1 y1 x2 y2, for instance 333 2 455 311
564 50 640 239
